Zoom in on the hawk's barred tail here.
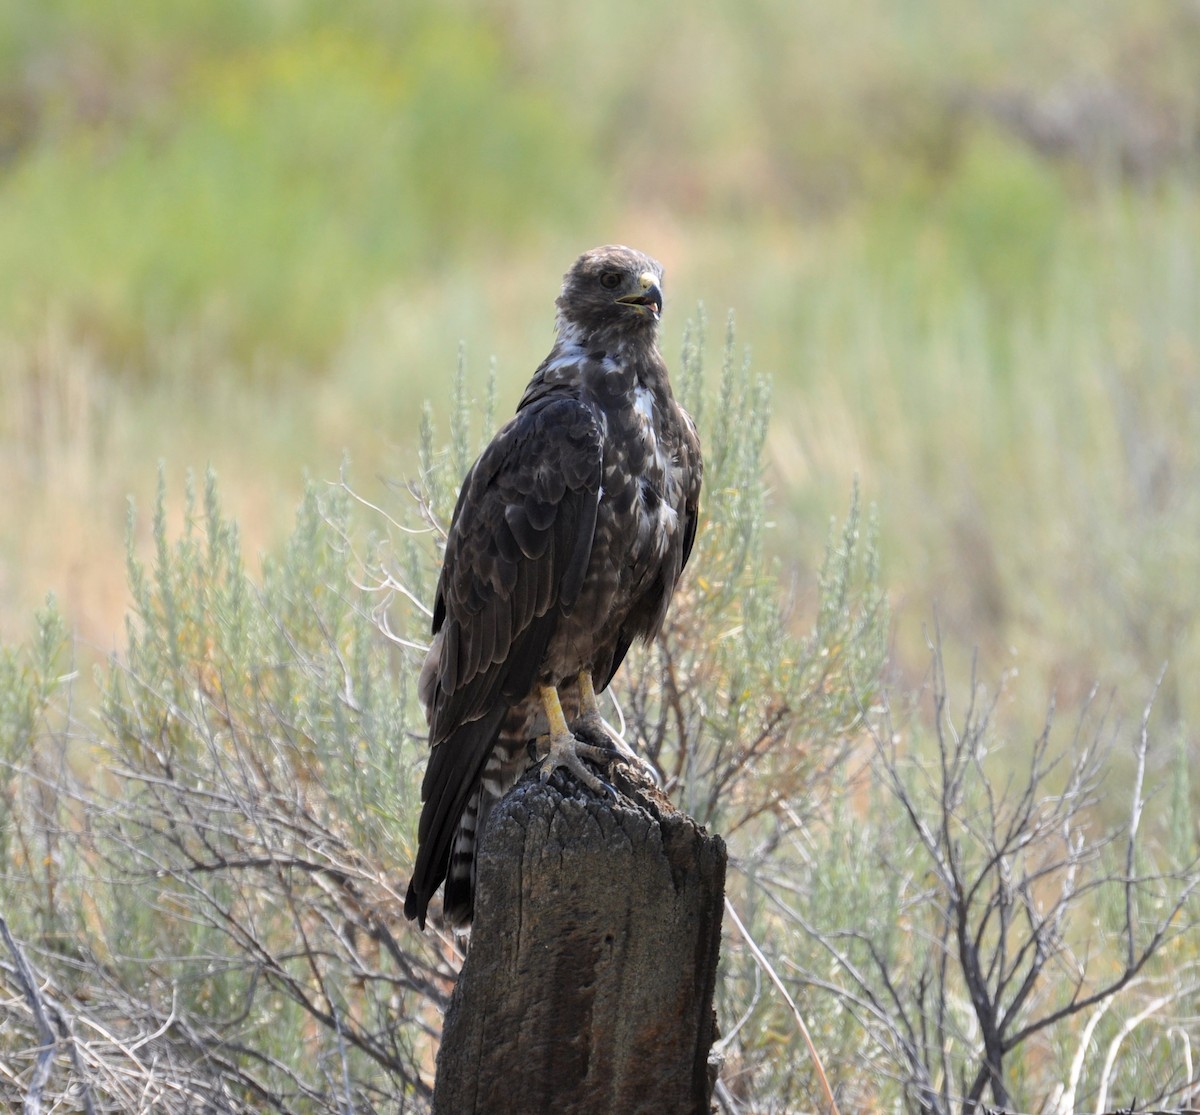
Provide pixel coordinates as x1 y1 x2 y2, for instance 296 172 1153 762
441 729 531 924
405 705 507 929
441 782 481 925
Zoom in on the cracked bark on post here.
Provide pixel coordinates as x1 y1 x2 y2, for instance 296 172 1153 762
431 765 727 1115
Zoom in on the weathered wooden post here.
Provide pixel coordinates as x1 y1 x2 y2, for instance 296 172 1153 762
431 765 726 1115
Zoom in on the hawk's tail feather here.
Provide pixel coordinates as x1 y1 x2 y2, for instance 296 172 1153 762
441 783 481 926
441 730 534 925
404 705 507 929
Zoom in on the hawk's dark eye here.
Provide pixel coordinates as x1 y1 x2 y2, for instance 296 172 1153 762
599 270 622 290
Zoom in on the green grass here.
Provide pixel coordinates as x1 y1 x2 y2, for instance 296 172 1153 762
774 181 1200 748
3 171 1200 754
0 16 597 374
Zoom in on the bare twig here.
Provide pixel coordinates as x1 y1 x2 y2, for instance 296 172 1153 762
1094 980 1200 1114
771 633 1199 1114
2 914 57 1113
1 916 97 1115
724 896 842 1115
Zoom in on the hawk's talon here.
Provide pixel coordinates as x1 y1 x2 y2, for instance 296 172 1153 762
568 708 620 752
534 729 617 795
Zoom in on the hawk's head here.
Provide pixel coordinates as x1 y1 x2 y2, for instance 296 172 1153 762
555 245 664 343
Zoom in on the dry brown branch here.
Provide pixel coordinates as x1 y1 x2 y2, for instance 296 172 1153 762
768 635 1200 1115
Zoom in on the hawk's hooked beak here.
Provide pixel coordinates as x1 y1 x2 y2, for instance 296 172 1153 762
616 271 663 318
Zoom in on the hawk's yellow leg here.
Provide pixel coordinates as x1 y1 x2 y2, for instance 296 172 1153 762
536 679 615 792
579 670 601 715
573 670 616 747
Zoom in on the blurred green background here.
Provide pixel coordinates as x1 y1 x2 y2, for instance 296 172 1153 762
2 0 1199 753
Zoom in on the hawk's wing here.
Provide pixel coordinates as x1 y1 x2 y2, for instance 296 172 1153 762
679 414 702 573
405 392 603 925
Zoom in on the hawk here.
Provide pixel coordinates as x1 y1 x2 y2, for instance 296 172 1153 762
404 245 703 929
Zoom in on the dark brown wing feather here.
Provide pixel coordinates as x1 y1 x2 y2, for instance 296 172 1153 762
404 393 604 926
